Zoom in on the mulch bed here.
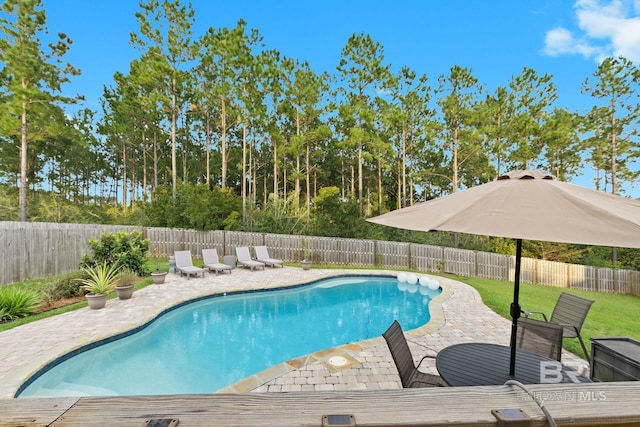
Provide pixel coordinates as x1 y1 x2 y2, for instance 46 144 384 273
36 296 86 314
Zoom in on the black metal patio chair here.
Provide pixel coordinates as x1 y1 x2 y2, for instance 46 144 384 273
517 317 564 361
382 320 446 388
524 292 594 359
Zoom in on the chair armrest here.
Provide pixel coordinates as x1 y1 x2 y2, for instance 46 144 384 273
523 311 549 322
416 354 437 369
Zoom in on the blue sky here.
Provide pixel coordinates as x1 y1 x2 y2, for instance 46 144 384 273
42 0 640 193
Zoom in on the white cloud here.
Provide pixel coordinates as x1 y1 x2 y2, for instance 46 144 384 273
544 27 574 55
610 18 640 60
543 27 604 58
543 0 640 62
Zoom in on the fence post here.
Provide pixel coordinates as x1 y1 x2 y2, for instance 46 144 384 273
408 244 412 270
473 251 478 277
223 230 227 256
373 240 377 266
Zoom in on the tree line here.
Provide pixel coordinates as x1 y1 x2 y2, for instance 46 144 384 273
1 0 639 269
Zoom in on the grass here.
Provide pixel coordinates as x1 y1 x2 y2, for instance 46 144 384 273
451 274 640 359
2 263 639 361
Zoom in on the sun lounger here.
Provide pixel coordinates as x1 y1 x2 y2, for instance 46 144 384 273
254 246 283 268
235 246 265 271
174 250 205 279
202 248 232 275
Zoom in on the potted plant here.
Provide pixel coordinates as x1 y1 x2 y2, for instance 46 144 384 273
301 248 313 270
115 268 137 300
150 259 167 284
78 262 119 309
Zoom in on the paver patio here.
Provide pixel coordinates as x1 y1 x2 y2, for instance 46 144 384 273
0 267 586 399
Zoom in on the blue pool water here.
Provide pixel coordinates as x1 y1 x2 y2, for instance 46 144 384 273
18 275 441 397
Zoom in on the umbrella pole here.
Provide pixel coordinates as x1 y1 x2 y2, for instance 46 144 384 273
509 238 523 376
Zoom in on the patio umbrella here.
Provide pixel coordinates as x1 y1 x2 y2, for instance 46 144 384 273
368 169 640 376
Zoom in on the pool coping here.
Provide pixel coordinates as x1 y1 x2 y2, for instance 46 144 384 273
0 268 445 398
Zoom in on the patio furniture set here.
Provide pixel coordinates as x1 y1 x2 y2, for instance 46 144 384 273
384 291 596 388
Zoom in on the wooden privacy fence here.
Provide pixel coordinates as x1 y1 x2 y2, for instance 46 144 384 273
2 221 640 296
0 222 139 285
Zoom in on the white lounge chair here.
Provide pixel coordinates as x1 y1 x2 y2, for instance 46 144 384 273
174 250 205 279
254 246 283 268
202 248 232 275
235 246 265 271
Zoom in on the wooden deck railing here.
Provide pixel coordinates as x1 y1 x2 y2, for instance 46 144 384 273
4 382 640 426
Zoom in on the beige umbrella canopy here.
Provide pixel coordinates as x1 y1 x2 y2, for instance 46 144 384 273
369 169 640 248
368 169 640 376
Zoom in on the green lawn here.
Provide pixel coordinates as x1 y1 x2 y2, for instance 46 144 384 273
452 274 640 359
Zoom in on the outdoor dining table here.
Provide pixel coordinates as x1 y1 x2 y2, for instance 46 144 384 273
436 343 592 386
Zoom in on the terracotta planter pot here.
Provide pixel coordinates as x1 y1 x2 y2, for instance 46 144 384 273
115 285 134 300
86 293 107 309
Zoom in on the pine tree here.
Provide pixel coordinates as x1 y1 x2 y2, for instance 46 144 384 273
0 0 80 220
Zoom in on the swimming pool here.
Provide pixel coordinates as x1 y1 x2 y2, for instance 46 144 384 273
18 275 441 397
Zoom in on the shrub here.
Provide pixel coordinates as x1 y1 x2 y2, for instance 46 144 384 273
116 268 138 287
41 271 88 304
80 230 150 275
0 286 41 322
144 183 242 230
